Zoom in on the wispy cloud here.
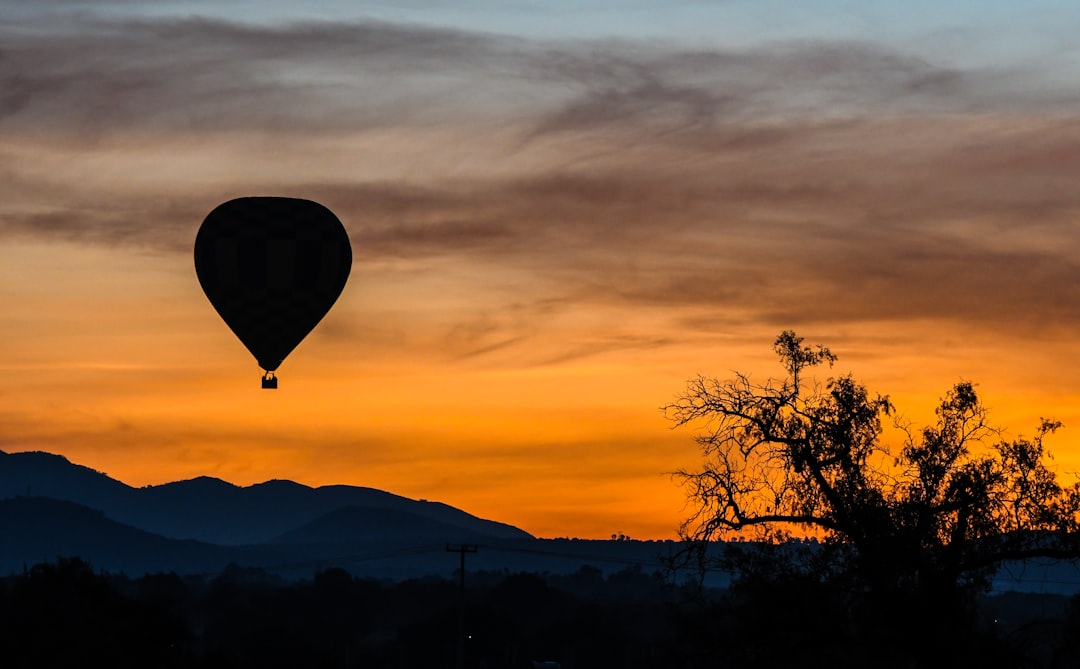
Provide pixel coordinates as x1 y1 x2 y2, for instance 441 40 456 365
3 14 1076 138
0 16 526 138
4 13 1080 349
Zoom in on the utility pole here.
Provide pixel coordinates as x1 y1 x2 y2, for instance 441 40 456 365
446 543 478 669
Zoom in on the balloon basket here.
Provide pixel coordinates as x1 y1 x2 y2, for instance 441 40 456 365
261 372 278 389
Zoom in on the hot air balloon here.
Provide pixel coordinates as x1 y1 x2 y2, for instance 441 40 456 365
194 197 352 388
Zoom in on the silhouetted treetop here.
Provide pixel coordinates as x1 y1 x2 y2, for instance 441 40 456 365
667 331 1080 602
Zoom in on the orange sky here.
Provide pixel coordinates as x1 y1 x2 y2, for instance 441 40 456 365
3 4 1080 539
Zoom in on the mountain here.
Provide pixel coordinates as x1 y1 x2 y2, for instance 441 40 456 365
0 450 133 513
0 450 532 544
0 466 681 581
0 450 693 583
0 493 691 584
270 505 494 545
0 496 249 575
0 496 511 579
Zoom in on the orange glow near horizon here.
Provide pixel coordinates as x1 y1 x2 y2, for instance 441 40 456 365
4 241 1080 540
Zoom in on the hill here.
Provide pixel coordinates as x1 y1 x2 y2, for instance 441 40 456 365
0 450 531 544
0 496 243 575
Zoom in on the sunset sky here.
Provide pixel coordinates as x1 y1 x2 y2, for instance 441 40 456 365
3 1 1080 540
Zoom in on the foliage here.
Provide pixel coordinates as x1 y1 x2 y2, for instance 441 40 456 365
0 558 682 669
0 557 190 668
3 554 1080 667
666 332 1080 662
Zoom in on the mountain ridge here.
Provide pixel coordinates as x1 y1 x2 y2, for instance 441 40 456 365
0 450 699 584
0 449 532 544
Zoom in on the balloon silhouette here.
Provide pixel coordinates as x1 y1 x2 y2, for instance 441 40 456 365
194 197 352 388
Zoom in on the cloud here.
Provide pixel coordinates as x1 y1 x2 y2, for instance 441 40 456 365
4 13 1080 351
0 200 206 253
2 14 1075 140
0 15 532 140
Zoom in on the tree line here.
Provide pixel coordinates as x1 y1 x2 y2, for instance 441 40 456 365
0 557 686 669
2 553 1080 668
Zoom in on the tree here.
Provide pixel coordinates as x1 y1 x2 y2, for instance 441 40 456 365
666 332 1080 663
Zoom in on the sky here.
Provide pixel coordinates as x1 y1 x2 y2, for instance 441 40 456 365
3 1 1080 540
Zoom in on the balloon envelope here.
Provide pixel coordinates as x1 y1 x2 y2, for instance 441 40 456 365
194 197 352 374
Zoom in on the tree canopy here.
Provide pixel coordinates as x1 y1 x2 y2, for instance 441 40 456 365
667 332 1080 628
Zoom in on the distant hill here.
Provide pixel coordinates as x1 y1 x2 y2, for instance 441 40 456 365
0 496 245 575
271 505 495 545
0 465 684 581
0 450 532 544
0 450 700 581
0 496 523 579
